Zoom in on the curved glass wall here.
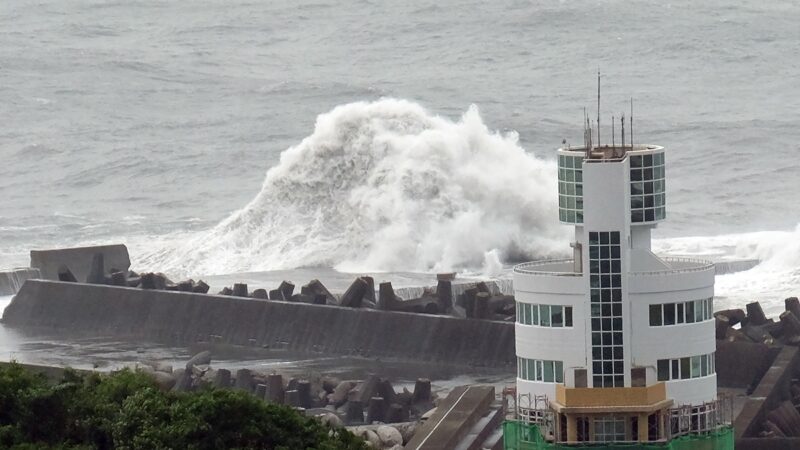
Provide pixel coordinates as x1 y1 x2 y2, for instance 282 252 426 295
557 154 584 224
630 152 666 223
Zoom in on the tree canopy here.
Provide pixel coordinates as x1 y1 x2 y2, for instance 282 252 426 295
0 363 366 450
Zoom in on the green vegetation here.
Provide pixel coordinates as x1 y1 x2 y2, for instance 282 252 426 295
0 363 366 450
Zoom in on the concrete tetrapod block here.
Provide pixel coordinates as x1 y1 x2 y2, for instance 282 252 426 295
278 281 295 299
30 244 130 282
297 379 312 409
413 378 431 403
340 278 368 308
266 374 285 404
213 369 231 388
786 297 800 320
232 283 248 298
234 369 254 392
746 302 768 326
57 265 78 283
436 280 453 313
346 400 365 424
255 383 267 400
85 253 106 284
367 397 386 423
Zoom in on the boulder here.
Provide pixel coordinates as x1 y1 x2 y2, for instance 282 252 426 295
193 280 210 294
331 380 357 407
185 351 212 370
376 425 402 447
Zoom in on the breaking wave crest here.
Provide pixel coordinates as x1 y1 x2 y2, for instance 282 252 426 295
139 99 567 276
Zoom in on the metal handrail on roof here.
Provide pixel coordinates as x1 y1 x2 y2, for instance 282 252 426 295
513 259 582 276
630 257 715 276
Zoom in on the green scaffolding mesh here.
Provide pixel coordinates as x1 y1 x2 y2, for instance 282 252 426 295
502 421 734 450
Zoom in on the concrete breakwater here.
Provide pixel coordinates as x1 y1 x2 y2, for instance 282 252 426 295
0 268 41 295
3 280 516 367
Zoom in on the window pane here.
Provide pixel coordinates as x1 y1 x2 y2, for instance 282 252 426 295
540 305 551 326
552 305 563 327
664 304 675 325
680 358 690 380
650 304 662 326
565 307 573 327
532 304 539 325
686 301 695 323
555 361 564 383
701 354 709 376
677 303 685 324
695 300 703 322
692 356 701 378
544 361 555 382
672 360 679 379
536 360 543 381
657 360 670 381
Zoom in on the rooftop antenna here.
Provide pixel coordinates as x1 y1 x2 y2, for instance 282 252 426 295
612 114 615 149
596 71 601 148
630 98 634 149
621 114 626 153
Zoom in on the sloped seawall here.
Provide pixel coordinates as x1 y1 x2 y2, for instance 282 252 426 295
2 280 515 367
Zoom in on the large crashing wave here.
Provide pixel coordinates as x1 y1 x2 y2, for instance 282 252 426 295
140 99 568 275
654 224 800 314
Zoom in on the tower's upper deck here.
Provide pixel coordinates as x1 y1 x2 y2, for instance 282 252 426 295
556 144 666 225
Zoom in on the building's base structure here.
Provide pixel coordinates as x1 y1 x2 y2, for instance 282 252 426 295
502 421 734 450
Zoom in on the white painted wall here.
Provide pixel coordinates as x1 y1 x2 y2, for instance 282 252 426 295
666 375 718 405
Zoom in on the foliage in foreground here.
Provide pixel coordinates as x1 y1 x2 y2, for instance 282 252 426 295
0 363 366 450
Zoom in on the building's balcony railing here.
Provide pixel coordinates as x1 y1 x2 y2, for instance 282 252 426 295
513 260 581 277
631 257 714 276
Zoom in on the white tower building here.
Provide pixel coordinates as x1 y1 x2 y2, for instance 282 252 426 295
505 129 733 448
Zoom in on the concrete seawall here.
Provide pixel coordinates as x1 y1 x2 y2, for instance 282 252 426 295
0 268 41 295
2 280 515 367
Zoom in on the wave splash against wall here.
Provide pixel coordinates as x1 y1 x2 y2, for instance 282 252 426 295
140 99 566 276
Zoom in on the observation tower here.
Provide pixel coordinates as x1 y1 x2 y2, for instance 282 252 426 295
503 103 733 448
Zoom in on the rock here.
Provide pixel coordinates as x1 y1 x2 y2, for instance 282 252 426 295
213 368 232 388
57 265 78 282
340 277 368 308
86 253 106 284
362 276 376 303
331 380 357 407
376 425 402 447
346 400 365 423
385 403 408 423
413 378 431 403
301 279 336 305
251 288 268 299
436 280 453 313
172 369 192 392
746 302 768 326
285 390 301 408
786 298 800 319
110 271 127 286
320 413 343 428
360 429 381 448
255 383 267 399
474 292 490 319
378 282 401 310
150 371 177 391
193 280 210 294
321 376 340 394
715 315 731 340
266 373 285 404
367 397 386 423
297 379 312 408
234 368 254 392
279 280 295 299
141 272 169 290
185 351 212 370
232 283 248 297
715 308 746 326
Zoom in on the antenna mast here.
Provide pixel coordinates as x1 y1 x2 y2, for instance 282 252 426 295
597 71 601 148
621 115 625 153
630 98 634 149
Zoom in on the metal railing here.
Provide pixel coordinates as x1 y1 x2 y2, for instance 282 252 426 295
631 257 714 276
513 259 582 277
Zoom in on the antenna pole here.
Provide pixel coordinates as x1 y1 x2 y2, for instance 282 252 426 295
621 115 625 153
597 71 601 147
612 115 615 149
630 98 634 149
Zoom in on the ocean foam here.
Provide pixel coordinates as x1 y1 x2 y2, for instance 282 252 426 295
139 99 568 276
